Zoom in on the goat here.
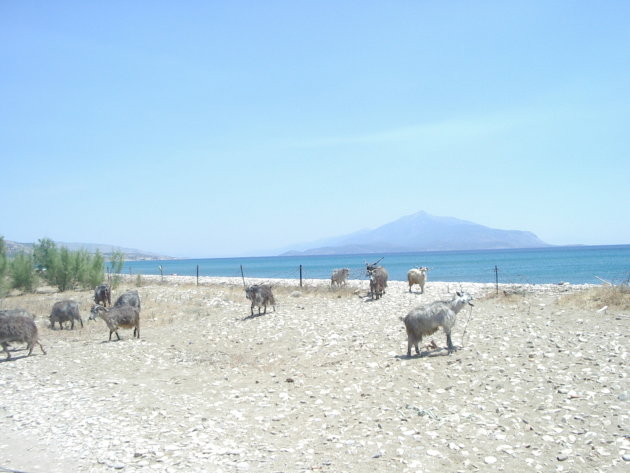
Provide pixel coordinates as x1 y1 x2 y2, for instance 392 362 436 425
0 312 46 359
407 267 429 293
245 284 276 315
50 300 83 330
94 284 112 307
366 262 388 300
0 308 34 319
89 304 140 341
114 290 141 311
402 291 473 356
331 268 349 287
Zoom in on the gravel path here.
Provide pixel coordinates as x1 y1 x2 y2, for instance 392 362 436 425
0 277 628 472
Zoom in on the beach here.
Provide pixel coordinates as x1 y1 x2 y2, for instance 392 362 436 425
0 276 628 473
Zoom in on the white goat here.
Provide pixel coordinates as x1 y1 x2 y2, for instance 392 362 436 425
407 267 429 293
402 291 473 356
331 268 349 287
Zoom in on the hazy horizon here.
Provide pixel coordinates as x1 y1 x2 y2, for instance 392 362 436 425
5 208 630 260
2 2 629 257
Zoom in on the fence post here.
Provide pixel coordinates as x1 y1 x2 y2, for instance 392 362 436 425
240 265 246 287
300 264 303 288
196 265 199 286
495 265 499 295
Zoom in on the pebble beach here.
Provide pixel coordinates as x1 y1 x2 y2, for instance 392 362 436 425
0 276 628 473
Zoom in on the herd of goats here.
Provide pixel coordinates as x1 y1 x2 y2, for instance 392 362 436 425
0 261 474 361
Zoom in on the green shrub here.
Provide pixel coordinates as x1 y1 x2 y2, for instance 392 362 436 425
33 238 57 278
88 250 105 288
32 238 106 292
10 252 36 292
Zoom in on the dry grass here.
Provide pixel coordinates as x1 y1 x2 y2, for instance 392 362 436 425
557 284 630 310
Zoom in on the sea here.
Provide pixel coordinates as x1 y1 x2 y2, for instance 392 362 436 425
121 245 630 286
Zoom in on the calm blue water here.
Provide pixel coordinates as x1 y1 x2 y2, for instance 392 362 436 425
120 245 630 285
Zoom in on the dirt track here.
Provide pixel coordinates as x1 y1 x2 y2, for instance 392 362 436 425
0 277 628 472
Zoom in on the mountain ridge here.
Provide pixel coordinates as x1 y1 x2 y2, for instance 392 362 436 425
3 240 172 261
280 211 550 256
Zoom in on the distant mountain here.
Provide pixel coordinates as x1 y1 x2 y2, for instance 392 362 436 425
3 239 172 261
281 211 550 256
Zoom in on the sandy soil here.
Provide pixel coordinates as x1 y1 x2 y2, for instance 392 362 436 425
0 276 628 473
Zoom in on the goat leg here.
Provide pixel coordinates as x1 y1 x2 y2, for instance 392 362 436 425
2 342 10 359
446 333 455 354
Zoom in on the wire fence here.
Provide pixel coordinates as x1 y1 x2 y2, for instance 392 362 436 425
120 259 627 287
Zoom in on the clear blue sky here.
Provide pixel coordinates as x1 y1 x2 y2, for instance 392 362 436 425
1 1 628 257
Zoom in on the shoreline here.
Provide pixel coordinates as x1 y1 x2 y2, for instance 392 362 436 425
125 273 597 295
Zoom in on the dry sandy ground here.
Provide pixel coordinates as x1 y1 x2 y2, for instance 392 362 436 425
0 276 628 473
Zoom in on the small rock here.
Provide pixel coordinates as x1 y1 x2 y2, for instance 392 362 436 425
622 454 630 461
557 455 568 461
484 456 497 464
618 392 629 401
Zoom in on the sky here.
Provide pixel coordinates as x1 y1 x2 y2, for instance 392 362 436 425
1 1 629 258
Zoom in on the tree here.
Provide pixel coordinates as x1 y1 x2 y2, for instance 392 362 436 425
87 250 105 288
33 238 57 273
10 252 36 292
15 238 107 292
54 246 73 292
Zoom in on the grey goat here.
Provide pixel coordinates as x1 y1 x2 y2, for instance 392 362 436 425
0 312 46 359
50 300 84 330
0 308 34 319
94 284 112 307
114 290 141 311
245 284 276 315
366 263 388 300
402 291 473 357
90 304 140 341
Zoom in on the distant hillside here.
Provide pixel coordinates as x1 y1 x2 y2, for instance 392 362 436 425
3 240 172 261
281 211 550 256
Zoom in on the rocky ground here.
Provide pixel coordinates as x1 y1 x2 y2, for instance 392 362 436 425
0 276 628 473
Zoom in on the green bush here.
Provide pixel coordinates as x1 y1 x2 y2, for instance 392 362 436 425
33 238 57 276
31 238 106 292
10 252 36 292
88 250 105 288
